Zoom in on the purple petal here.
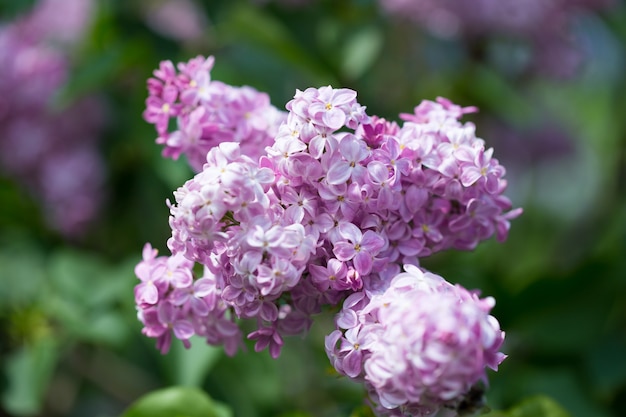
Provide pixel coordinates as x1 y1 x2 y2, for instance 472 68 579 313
439 157 459 178
135 282 159 305
157 302 175 324
485 174 500 194
336 308 359 329
326 161 351 185
269 333 283 359
404 185 428 212
353 251 373 276
338 222 362 242
162 84 178 103
255 167 275 184
361 231 385 253
342 349 363 378
325 329 342 352
191 297 210 316
398 238 424 257
327 258 347 277
173 320 195 340
260 302 279 322
142 243 157 260
169 288 190 306
171 270 193 288
323 108 346 130
367 161 389 183
333 242 356 261
460 166 482 187
134 264 150 282
193 278 214 297
308 136 325 159
425 227 443 243
332 89 357 106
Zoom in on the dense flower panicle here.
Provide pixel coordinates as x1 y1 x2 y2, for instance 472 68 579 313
143 55 286 172
136 55 520 415
135 243 243 355
162 141 322 357
325 265 506 416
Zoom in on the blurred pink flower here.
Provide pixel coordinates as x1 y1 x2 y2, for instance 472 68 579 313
379 0 616 77
16 0 95 44
143 0 207 42
0 0 106 237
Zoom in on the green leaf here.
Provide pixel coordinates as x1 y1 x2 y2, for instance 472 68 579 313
120 386 232 417
484 396 571 417
341 26 383 80
53 41 125 107
48 250 106 302
0 0 36 19
1 337 59 416
585 335 626 394
350 404 376 417
218 4 336 86
169 336 223 387
43 250 136 346
507 395 570 417
463 64 535 126
81 312 130 346
154 155 195 191
0 244 46 306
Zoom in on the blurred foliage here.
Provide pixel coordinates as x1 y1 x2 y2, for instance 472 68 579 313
1 0 625 416
483 395 572 417
120 386 232 417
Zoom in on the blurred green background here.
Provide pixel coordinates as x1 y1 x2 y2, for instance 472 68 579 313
0 1 625 416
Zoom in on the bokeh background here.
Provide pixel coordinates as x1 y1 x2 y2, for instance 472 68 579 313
1 1 625 416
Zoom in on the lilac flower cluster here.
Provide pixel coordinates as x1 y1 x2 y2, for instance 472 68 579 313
136 56 521 416
135 244 241 355
326 265 505 416
0 0 105 237
143 56 285 172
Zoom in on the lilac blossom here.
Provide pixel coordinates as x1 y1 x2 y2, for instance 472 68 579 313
325 265 506 416
333 223 386 276
143 56 286 172
135 55 522 416
135 245 243 355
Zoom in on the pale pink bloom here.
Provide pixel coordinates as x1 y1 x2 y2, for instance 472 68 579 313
309 86 358 130
248 326 284 359
333 223 386 276
326 135 369 185
309 258 348 292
